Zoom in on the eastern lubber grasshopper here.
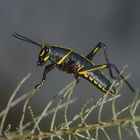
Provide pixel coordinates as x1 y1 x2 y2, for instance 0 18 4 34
13 33 136 96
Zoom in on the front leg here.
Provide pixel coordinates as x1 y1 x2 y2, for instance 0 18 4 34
74 74 81 84
35 63 56 89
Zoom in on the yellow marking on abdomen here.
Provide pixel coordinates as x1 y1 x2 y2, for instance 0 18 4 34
102 87 106 92
89 77 93 81
98 84 103 89
84 73 88 78
93 80 98 85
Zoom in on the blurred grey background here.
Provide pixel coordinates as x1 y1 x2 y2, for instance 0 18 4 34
0 0 140 139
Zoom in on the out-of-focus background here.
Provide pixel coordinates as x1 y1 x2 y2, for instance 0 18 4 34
0 0 140 139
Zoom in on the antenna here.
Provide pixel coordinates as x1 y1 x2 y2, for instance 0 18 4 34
12 33 42 48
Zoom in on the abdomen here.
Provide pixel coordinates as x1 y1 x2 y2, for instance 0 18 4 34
78 70 116 96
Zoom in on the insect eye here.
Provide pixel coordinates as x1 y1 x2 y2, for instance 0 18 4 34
40 47 49 56
46 48 49 53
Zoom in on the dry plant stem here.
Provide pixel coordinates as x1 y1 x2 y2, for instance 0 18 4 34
111 80 121 120
130 94 140 116
50 83 75 140
97 78 116 122
31 96 54 133
0 91 31 119
28 106 41 133
28 106 42 140
115 65 127 90
98 94 108 122
112 97 117 120
0 73 31 134
131 121 140 139
50 97 63 140
84 126 92 138
64 81 76 128
50 89 69 130
118 126 123 140
130 93 140 139
73 134 79 140
95 128 99 140
1 66 139 140
83 98 102 121
79 99 93 138
80 98 93 124
26 115 140 139
52 80 76 99
101 128 111 140
22 98 76 130
26 83 77 132
65 94 121 128
115 105 130 118
49 81 76 140
19 88 37 135
119 65 128 78
57 136 64 140
75 132 95 140
83 95 120 121
68 134 72 140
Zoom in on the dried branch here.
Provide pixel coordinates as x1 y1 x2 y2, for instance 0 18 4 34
0 70 140 140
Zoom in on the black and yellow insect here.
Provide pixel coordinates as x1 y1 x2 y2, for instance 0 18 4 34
13 33 135 96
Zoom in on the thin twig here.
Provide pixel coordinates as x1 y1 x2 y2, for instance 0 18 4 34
98 94 108 122
50 81 76 140
0 73 31 134
22 98 76 130
75 132 95 140
118 126 123 140
28 106 42 133
0 91 32 118
64 81 76 128
131 122 140 139
19 88 36 135
64 94 120 128
31 96 55 133
95 128 99 140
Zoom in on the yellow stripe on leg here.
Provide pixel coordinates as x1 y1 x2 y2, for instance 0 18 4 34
78 65 108 74
93 47 99 54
